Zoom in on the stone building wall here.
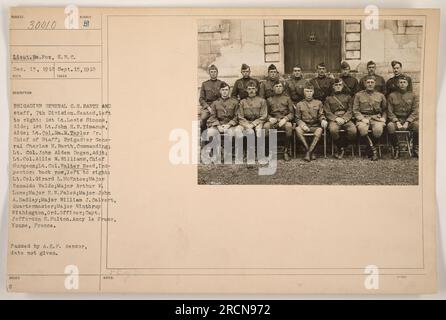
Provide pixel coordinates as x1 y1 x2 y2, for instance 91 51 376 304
198 19 424 95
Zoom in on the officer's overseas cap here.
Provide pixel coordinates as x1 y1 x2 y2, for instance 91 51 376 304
333 78 343 85
268 64 277 71
391 60 402 68
340 61 350 69
208 64 218 72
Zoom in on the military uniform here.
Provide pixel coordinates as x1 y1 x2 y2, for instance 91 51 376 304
259 78 287 100
353 90 387 138
324 92 357 147
386 74 413 96
310 76 334 102
295 99 326 132
340 75 360 96
263 94 294 160
295 98 326 161
207 97 239 137
236 96 268 138
231 77 260 100
286 76 307 104
387 90 419 157
199 79 223 130
264 94 294 138
359 74 386 95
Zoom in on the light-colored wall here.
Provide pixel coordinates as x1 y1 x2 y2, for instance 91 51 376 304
359 19 423 93
198 19 284 84
198 19 423 94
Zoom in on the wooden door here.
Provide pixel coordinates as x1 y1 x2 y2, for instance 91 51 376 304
284 20 342 73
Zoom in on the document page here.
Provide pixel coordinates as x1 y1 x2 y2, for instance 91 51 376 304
7 7 439 293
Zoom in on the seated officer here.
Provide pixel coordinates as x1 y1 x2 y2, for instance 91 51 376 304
353 76 387 161
207 82 239 138
386 76 419 158
324 78 357 159
231 63 260 100
264 81 294 161
236 80 268 138
295 83 328 162
199 64 223 131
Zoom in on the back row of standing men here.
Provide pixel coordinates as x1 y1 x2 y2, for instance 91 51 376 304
199 61 418 161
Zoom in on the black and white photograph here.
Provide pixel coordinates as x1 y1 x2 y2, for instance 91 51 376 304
197 19 423 185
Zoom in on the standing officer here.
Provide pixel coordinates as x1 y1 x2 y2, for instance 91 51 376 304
236 80 268 137
359 61 386 94
259 64 282 99
324 78 357 159
386 75 419 158
295 83 328 162
199 64 223 131
310 62 335 102
231 63 260 101
353 76 387 161
286 65 307 104
340 61 360 96
207 82 239 137
264 81 294 161
386 60 413 96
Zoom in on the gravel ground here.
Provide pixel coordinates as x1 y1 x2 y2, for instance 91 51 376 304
198 155 419 185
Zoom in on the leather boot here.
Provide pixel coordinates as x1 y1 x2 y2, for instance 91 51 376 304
371 146 378 161
296 130 310 161
336 147 345 159
389 134 399 159
393 146 400 159
334 140 344 159
296 130 309 151
308 135 320 161
367 135 378 161
283 148 291 161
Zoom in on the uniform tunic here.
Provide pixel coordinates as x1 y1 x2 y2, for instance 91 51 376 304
323 93 353 122
259 78 287 99
295 99 326 127
386 90 419 134
199 79 223 109
353 90 387 120
385 74 413 96
286 76 307 103
387 90 418 123
266 94 294 121
340 75 360 96
353 90 387 137
324 93 356 140
237 96 268 128
207 97 239 127
359 74 386 95
310 76 335 102
231 77 260 100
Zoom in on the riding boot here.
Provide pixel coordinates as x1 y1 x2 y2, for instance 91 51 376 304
389 133 399 159
367 135 378 161
308 135 321 161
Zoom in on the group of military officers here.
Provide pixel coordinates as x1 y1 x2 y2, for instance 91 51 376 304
199 60 419 162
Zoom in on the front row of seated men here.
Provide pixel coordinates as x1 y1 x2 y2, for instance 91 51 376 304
205 75 419 162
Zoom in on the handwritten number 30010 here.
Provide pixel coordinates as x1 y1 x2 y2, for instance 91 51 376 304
28 20 57 30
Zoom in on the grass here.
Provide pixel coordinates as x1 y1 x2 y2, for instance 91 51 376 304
198 155 419 185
